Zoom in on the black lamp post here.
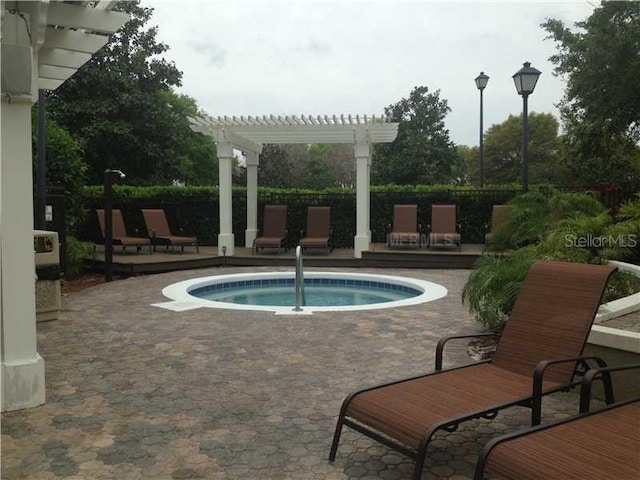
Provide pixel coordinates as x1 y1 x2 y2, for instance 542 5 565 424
104 169 126 282
474 71 489 187
512 62 541 193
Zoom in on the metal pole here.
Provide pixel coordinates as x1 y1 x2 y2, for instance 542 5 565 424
36 89 46 229
521 94 529 193
479 88 484 188
104 171 114 282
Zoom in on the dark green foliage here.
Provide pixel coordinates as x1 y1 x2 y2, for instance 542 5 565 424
31 113 87 234
78 184 638 254
465 189 640 332
372 86 461 185
63 236 96 278
47 1 217 186
543 2 640 184
469 113 564 185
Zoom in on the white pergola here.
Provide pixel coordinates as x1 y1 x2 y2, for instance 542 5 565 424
1 1 129 411
190 114 399 258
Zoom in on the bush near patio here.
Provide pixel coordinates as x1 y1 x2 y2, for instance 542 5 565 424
463 190 640 332
77 183 638 249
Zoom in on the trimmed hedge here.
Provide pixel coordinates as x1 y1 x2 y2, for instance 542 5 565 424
79 183 637 248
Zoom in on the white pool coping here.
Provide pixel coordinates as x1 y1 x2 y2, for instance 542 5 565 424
589 260 640 354
153 271 448 315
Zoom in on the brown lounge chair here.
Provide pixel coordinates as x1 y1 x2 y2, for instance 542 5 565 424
254 205 288 254
141 209 199 253
329 260 617 480
96 209 151 254
475 364 640 480
485 205 513 245
388 204 421 248
428 204 461 250
300 206 332 253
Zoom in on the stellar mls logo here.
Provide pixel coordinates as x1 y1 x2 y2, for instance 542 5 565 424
564 234 638 248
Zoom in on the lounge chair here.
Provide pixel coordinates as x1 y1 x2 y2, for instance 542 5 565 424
300 206 332 253
428 204 461 250
474 364 640 480
388 204 421 248
254 205 288 254
96 209 151 254
141 209 199 253
329 260 617 480
485 205 513 245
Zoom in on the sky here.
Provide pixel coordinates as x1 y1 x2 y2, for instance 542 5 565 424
146 0 595 147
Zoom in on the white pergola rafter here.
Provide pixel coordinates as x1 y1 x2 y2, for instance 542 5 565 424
2 0 129 92
189 114 399 259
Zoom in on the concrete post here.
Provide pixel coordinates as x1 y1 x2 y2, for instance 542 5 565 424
1 96 46 411
354 129 371 258
217 138 235 256
245 151 259 248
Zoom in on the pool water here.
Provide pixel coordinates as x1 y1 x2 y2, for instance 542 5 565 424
158 271 448 314
194 283 417 306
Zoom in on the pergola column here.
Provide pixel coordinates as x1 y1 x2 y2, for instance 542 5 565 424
245 151 259 248
1 96 46 411
354 129 372 258
217 138 235 256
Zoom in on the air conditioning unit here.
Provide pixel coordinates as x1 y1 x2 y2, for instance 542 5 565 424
34 230 61 322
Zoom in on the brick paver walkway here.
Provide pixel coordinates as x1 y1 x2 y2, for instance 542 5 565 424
2 267 584 480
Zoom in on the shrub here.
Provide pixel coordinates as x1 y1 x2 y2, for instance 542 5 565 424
63 236 95 278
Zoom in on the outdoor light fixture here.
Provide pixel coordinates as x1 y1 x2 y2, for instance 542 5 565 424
512 62 541 193
474 71 489 187
104 169 126 282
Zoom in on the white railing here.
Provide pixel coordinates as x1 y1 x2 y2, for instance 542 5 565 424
294 245 306 311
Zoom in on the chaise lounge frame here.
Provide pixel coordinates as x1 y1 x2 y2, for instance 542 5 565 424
254 204 288 254
329 261 617 480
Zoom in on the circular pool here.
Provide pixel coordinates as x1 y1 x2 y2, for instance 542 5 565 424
160 272 448 315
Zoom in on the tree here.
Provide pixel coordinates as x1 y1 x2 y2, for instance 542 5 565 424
306 143 355 188
474 113 564 185
258 144 297 188
372 86 459 185
543 2 640 184
31 115 86 233
47 1 215 185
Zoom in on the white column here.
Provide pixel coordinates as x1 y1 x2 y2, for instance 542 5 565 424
217 139 235 256
1 96 46 411
354 129 372 258
245 151 259 248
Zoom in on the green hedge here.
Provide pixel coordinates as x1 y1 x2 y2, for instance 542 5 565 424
80 184 522 247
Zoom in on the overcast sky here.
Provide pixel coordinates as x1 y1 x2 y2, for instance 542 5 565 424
147 0 595 147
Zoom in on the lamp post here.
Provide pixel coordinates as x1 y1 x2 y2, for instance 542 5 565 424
104 169 126 282
512 62 541 193
474 71 489 187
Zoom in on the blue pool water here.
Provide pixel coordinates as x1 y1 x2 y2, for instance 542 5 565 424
191 277 420 307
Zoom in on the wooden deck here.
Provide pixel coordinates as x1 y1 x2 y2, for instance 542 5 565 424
89 244 485 275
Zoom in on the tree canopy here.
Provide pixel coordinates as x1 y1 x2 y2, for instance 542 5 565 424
466 113 563 185
542 1 640 184
371 86 460 185
47 0 217 185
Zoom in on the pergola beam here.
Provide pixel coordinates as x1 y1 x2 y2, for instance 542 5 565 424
46 2 130 34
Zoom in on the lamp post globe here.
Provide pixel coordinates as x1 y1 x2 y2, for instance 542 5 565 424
512 62 541 193
474 72 489 187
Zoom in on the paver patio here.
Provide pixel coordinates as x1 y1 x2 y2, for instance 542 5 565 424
2 267 586 480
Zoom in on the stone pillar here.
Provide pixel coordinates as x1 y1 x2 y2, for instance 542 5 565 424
1 96 46 411
354 129 371 258
245 151 259 248
217 138 235 256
